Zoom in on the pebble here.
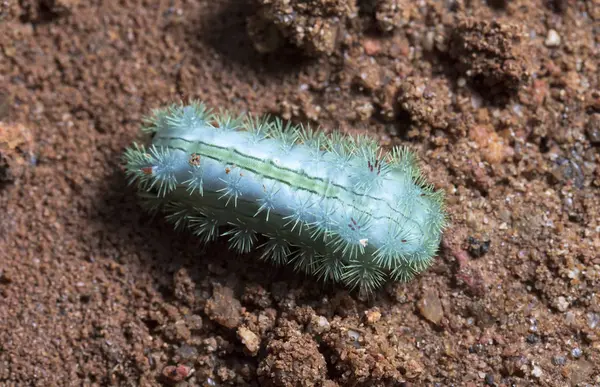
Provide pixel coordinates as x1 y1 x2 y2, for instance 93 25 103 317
552 355 566 366
417 289 444 325
176 344 198 360
545 29 561 47
566 359 594 385
531 365 543 378
347 329 361 348
204 284 242 329
526 334 540 344
162 364 192 383
237 326 260 355
556 296 569 312
362 38 382 56
364 308 382 325
586 113 600 144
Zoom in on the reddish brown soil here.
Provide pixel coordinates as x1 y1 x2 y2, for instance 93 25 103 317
1 0 599 386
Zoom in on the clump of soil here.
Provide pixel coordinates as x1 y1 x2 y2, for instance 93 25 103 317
0 121 34 188
247 0 358 56
257 319 329 386
448 17 530 98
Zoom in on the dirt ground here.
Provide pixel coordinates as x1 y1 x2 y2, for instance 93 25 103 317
0 0 599 385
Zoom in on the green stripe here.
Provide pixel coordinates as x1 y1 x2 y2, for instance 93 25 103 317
154 134 405 205
152 134 426 229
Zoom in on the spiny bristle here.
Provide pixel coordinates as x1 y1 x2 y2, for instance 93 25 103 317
424 199 447 234
352 134 381 161
349 157 391 194
213 109 245 132
394 181 421 216
183 162 204 196
254 183 280 222
244 115 272 144
389 261 417 282
217 167 244 207
387 146 418 171
269 119 300 154
141 107 170 133
223 222 257 254
326 132 354 171
188 211 220 243
124 144 177 197
289 247 317 274
164 202 194 231
259 234 291 265
313 253 344 282
145 145 178 197
306 201 338 242
372 223 416 270
122 143 153 187
326 131 357 157
300 125 328 168
329 211 371 260
166 103 213 131
341 258 386 294
283 190 314 234
297 124 327 149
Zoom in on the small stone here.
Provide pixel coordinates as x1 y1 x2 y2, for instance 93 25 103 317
175 344 198 361
185 314 203 331
347 329 360 342
552 355 566 366
317 316 329 328
526 334 540 344
466 236 491 258
550 158 585 189
307 315 330 335
353 102 374 121
203 337 218 353
585 113 600 145
246 14 284 54
531 365 543 378
237 326 260 355
353 64 381 92
571 347 582 358
362 38 382 56
417 289 444 325
545 29 561 47
162 364 192 383
364 308 382 325
204 284 242 329
43 0 80 15
556 296 569 312
566 359 594 385
164 320 191 342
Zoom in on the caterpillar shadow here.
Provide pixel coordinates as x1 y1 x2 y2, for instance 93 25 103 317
93 165 352 305
190 0 314 75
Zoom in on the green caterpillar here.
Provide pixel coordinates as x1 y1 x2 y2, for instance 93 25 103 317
122 101 447 294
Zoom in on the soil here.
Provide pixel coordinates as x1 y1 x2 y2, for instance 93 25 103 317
0 0 599 386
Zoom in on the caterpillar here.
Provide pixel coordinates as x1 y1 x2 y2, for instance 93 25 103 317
122 101 447 294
